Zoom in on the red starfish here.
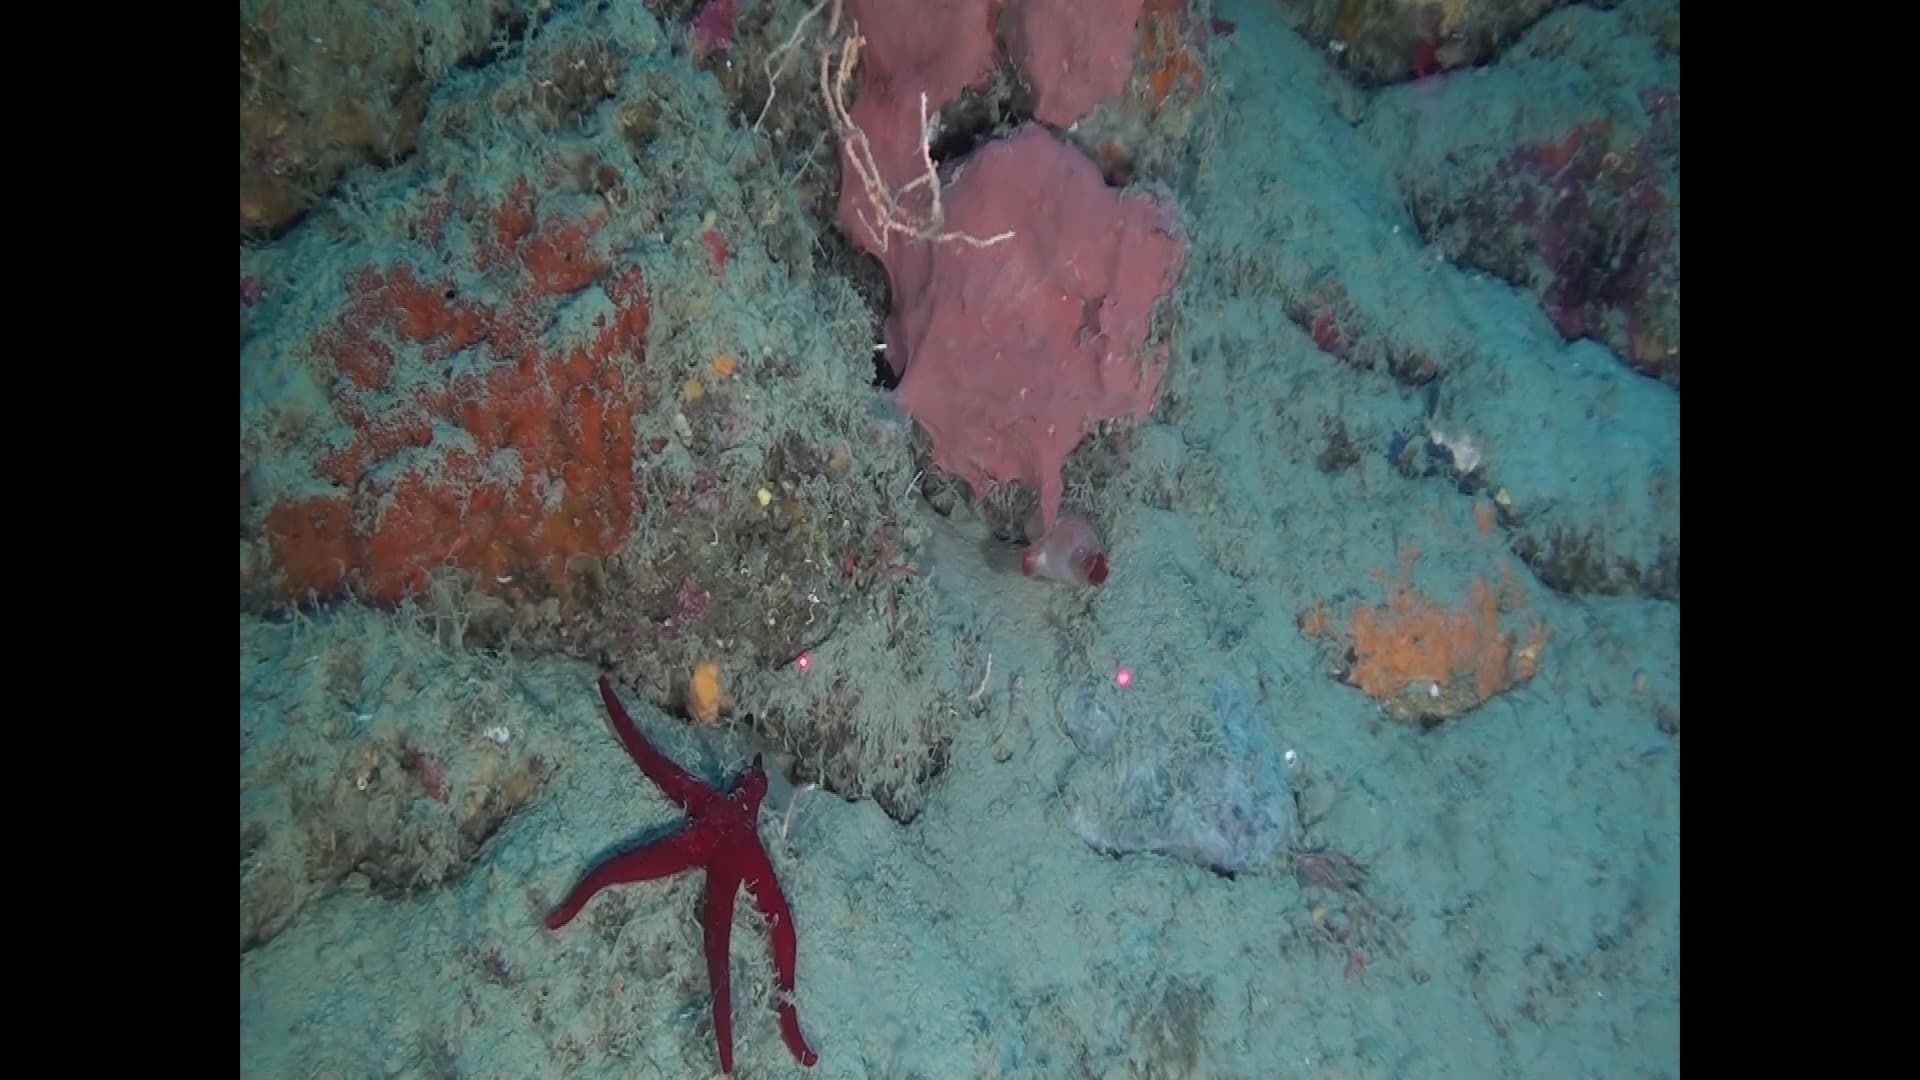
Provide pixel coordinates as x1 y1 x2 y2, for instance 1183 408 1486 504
544 675 818 1073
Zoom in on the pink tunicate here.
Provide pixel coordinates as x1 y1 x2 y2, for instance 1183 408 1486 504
690 0 736 59
1020 510 1109 587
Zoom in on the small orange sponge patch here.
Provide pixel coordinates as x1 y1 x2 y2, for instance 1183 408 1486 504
687 661 724 726
1302 549 1547 725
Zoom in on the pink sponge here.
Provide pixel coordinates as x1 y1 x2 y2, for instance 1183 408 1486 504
1006 0 1147 127
888 127 1184 534
833 0 997 255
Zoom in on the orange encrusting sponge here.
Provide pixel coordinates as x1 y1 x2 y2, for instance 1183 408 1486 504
1303 549 1546 723
260 188 646 606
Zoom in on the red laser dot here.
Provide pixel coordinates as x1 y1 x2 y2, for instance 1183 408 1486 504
795 651 812 673
1114 667 1133 689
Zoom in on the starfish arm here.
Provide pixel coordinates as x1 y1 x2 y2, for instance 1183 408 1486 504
543 826 706 930
703 868 742 1074
599 675 713 811
740 844 819 1067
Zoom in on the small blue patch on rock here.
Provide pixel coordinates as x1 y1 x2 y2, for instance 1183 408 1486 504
1059 679 1296 876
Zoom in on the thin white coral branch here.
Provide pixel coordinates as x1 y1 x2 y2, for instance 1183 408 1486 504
760 0 1013 254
